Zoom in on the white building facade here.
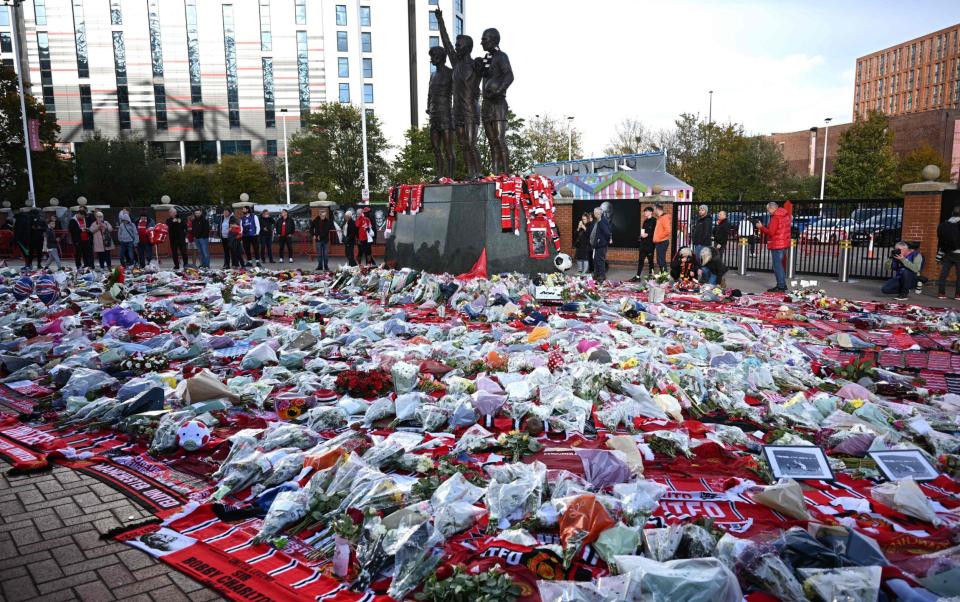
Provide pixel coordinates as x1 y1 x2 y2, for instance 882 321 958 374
0 0 465 164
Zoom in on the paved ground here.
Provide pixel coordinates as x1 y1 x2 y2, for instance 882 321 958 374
1 466 225 602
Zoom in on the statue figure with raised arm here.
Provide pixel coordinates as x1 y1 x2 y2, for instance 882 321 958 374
426 45 455 179
435 8 481 179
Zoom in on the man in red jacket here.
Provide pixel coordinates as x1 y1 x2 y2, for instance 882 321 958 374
756 201 792 292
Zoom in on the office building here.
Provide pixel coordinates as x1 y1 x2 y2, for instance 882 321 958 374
0 0 465 165
854 23 960 121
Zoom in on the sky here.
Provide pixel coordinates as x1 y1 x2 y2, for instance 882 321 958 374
457 0 959 156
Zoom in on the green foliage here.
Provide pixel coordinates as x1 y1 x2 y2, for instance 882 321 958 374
525 113 583 164
827 111 899 199
212 155 278 205
896 142 948 189
288 103 391 203
780 174 822 200
157 164 215 206
75 133 165 206
0 66 73 207
391 126 435 184
415 567 521 602
665 113 789 201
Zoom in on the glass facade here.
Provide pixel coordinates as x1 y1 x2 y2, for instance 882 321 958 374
338 57 349 77
266 140 278 157
221 140 252 155
79 84 94 130
0 33 10 54
337 31 347 52
455 16 463 36
36 32 55 115
110 0 122 25
262 58 275 128
34 0 46 26
297 31 310 117
429 12 438 31
72 0 89 78
154 84 167 130
336 5 347 26
222 5 240 128
185 0 202 104
0 7 8 27
259 0 271 52
112 32 130 129
363 83 373 103
185 141 218 164
360 6 371 26
147 0 164 77
361 32 371 52
362 57 372 78
192 110 204 131
295 0 306 25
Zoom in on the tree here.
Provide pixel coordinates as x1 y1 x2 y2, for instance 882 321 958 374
779 174 822 200
75 133 165 206
288 103 391 204
212 155 278 205
827 110 899 198
896 142 948 189
391 126 435 184
157 164 216 206
524 114 582 164
478 112 534 175
604 118 656 155
0 66 73 207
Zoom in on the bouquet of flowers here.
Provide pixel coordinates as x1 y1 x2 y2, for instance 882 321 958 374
275 395 309 421
391 361 420 394
416 566 521 602
120 353 169 374
254 488 308 544
140 307 173 324
335 369 393 399
496 430 543 462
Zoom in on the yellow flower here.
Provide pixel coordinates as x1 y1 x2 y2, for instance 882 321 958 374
847 399 865 409
621 357 639 369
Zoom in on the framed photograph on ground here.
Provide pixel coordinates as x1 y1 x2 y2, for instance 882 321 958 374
869 449 940 482
763 445 834 480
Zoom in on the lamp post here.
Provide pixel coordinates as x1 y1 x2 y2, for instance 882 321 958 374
820 117 832 201
566 116 575 161
280 108 291 205
5 0 36 208
708 90 714 124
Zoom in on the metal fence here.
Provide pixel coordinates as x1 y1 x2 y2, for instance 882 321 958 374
672 199 904 279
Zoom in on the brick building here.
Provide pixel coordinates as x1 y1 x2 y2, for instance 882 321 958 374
767 109 960 183
853 23 960 121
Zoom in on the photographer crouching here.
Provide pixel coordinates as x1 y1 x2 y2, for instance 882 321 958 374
881 241 922 301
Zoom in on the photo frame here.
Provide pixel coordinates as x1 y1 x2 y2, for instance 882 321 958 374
763 445 834 481
868 449 940 482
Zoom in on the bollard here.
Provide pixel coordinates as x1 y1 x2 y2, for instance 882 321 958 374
738 237 748 276
787 239 796 279
866 233 876 260
838 240 852 282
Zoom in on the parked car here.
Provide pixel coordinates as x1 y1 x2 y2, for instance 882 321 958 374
848 213 903 247
800 218 853 244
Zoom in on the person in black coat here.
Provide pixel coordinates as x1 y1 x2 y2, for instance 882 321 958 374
573 212 593 274
591 207 612 283
634 206 657 280
68 208 95 269
165 208 189 269
27 209 45 269
190 209 211 269
690 204 712 255
274 209 296 263
13 210 32 268
311 212 333 271
712 210 733 257
670 246 700 285
259 210 276 263
343 211 358 267
697 246 727 286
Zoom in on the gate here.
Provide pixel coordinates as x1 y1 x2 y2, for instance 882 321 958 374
671 198 904 279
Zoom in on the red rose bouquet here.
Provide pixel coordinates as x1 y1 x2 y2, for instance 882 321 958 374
335 369 393 399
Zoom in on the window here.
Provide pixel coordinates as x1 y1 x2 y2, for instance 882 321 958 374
0 7 8 27
339 83 350 103
907 91 912 110
150 142 182 166
297 31 310 115
79 85 94 130
429 11 438 31
2 59 12 67
148 0 164 77
259 0 272 51
192 110 204 131
262 58 275 128
455 16 463 37
266 140 278 157
363 83 373 103
36 33 54 113
34 0 46 26
184 141 217 164
112 32 130 129
72 0 89 78
456 0 464 12
360 6 370 26
338 57 349 77
362 57 372 78
185 0 202 104
110 0 122 25
337 31 348 52
154 84 167 130
361 32 371 52
0 33 10 54
429 36 439 47
429 0 438 5
221 140 251 156
295 0 306 25
223 5 240 128
336 5 347 26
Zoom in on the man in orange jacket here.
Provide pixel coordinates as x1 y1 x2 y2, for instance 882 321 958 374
652 203 672 270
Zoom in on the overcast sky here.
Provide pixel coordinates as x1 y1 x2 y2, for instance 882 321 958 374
460 0 958 156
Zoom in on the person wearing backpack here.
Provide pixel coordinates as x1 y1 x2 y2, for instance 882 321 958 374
937 206 960 299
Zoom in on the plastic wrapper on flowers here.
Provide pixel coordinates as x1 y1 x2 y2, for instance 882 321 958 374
797 566 882 602
254 487 308 543
612 556 743 602
485 461 547 529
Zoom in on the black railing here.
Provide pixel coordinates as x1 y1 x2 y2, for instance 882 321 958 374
672 199 904 279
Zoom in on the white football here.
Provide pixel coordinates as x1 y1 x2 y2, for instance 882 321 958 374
176 420 211 452
554 253 573 272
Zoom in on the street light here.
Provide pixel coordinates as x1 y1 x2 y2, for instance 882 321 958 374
708 90 714 124
4 0 36 207
820 117 832 200
566 116 575 161
280 108 291 205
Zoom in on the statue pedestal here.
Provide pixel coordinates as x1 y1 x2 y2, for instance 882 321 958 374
384 182 557 275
